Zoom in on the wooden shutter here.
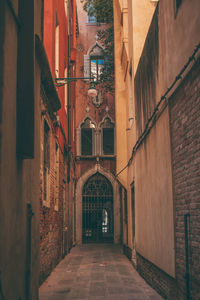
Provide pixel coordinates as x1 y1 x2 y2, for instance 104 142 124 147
84 54 90 80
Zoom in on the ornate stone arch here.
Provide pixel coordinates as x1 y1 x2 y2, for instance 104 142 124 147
78 115 97 129
98 113 115 129
87 42 105 56
84 42 105 81
75 164 121 244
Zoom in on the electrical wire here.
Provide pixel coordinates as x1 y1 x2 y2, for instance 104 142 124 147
116 43 200 178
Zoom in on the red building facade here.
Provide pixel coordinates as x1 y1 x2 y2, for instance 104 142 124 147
39 0 76 284
74 1 121 245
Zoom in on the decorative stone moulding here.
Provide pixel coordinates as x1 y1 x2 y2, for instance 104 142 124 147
90 91 104 108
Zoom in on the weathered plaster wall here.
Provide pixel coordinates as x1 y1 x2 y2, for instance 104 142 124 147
132 0 156 75
135 108 175 277
0 1 41 299
133 7 175 277
158 0 200 95
113 0 128 188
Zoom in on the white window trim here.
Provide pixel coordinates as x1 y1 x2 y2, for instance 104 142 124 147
64 0 68 17
55 24 59 77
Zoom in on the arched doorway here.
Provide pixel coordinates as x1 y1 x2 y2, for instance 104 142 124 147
82 172 113 243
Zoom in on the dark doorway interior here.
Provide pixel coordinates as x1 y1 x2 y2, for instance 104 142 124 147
82 173 113 243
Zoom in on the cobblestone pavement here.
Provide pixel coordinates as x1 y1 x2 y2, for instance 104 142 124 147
39 244 162 300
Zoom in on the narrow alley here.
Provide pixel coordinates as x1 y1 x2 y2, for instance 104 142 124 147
1 0 200 299
39 244 162 300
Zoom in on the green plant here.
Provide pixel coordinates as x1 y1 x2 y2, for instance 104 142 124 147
84 0 114 94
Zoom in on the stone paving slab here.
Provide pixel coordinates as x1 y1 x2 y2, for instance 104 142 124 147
39 244 163 300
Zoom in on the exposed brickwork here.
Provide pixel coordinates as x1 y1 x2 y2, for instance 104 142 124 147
169 58 200 300
39 113 65 285
136 252 178 299
134 59 200 300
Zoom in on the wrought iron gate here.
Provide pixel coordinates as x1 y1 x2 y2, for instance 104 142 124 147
82 173 113 243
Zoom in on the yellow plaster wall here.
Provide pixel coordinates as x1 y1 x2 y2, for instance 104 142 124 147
132 0 156 75
135 108 175 277
114 0 128 188
115 0 200 280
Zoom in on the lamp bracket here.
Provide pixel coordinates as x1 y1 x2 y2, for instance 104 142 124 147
55 77 92 87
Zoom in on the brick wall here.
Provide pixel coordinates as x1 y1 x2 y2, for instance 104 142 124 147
136 253 178 299
39 113 65 285
134 58 200 300
169 57 200 300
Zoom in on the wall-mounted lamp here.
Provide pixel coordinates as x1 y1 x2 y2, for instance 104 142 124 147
87 81 98 97
55 77 97 97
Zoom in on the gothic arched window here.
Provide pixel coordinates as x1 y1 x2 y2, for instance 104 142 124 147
81 118 96 155
101 118 114 155
84 44 104 82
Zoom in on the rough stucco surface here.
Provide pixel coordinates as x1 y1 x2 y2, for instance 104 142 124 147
113 0 128 187
135 108 175 277
0 2 41 299
134 7 158 136
134 5 175 278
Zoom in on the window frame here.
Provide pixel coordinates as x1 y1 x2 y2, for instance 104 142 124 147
87 4 97 24
102 127 115 155
43 119 51 207
90 56 104 82
80 118 96 156
55 21 59 77
54 142 59 211
100 117 115 156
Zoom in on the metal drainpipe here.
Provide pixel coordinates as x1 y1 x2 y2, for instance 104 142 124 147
184 212 190 300
25 203 34 300
66 0 71 253
67 0 71 147
62 180 66 257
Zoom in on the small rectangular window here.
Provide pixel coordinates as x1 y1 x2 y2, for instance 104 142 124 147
43 120 50 202
91 58 104 81
55 24 59 77
54 143 59 211
87 4 97 23
44 121 50 169
131 186 135 241
124 191 128 225
88 15 97 23
81 128 93 155
103 128 114 155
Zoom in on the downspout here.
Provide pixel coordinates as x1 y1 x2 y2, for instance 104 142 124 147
72 0 76 247
184 213 190 300
67 2 71 148
66 0 71 254
25 203 34 300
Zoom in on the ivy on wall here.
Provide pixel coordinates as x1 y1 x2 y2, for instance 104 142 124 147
84 0 114 94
